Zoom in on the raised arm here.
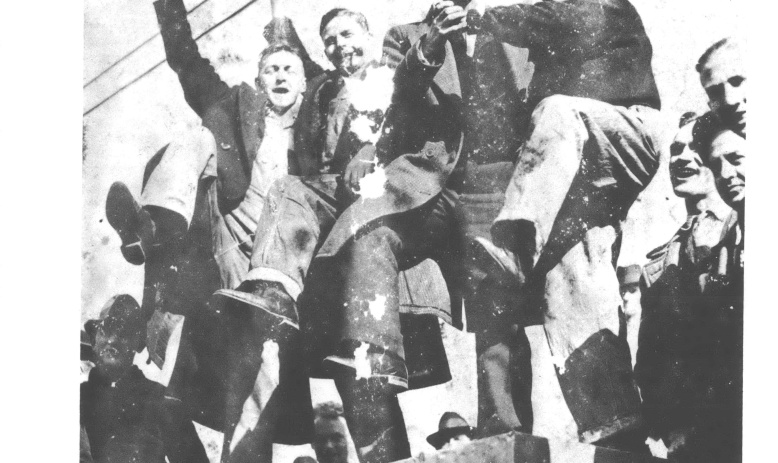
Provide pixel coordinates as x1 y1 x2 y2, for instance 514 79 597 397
468 0 630 55
154 0 231 117
264 17 326 80
382 1 467 100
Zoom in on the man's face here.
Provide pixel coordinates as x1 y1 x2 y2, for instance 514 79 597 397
257 50 306 113
620 284 641 318
708 129 746 210
669 122 718 198
93 326 137 382
700 45 746 136
321 15 371 76
314 417 349 463
442 433 471 451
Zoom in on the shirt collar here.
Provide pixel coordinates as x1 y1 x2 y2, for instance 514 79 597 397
703 200 732 222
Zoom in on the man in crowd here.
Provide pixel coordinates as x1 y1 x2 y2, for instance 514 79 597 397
105 1 371 460
638 122 744 463
312 402 352 463
426 412 477 452
617 264 643 368
697 38 746 138
465 0 663 449
215 4 469 461
636 38 745 461
81 295 208 463
635 113 734 458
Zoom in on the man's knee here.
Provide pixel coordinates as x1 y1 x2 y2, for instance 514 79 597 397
351 227 401 259
532 95 582 120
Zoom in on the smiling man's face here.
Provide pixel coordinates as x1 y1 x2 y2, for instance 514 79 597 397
708 129 746 211
669 121 717 198
257 50 306 113
321 15 371 76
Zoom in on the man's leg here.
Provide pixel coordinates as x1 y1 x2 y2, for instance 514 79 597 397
326 191 463 462
215 176 339 461
215 176 339 326
486 95 660 445
107 126 215 265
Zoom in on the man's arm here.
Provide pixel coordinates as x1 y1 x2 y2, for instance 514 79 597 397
382 2 467 100
468 0 618 53
154 0 231 117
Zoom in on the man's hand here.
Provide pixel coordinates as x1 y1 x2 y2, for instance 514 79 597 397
421 1 468 62
344 145 377 192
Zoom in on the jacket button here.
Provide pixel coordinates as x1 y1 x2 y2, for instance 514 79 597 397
220 142 231 150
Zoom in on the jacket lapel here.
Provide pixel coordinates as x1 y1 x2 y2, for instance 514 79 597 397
237 84 263 165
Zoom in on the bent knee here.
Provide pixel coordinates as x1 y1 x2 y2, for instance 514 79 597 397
533 95 580 115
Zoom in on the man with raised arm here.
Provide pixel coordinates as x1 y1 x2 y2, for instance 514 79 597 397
103 1 334 461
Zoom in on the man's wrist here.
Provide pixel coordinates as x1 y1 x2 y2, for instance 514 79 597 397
419 34 446 66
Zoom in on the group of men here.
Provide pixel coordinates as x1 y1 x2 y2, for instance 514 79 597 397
81 0 746 462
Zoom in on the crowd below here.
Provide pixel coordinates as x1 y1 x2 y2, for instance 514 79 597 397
81 0 746 462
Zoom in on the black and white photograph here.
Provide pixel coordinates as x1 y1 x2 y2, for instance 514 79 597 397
70 0 752 461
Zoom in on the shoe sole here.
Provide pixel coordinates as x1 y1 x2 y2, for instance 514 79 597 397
212 288 299 330
106 182 145 265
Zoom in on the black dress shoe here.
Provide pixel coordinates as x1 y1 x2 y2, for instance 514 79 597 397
106 182 154 265
469 236 525 288
213 280 299 329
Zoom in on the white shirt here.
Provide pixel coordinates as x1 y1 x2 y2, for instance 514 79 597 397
226 96 301 240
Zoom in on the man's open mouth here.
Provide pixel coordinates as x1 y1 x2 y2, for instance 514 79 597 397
100 346 119 359
672 166 698 180
272 87 289 94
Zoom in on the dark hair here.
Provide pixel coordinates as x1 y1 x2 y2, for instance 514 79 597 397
314 401 345 421
319 8 369 36
258 42 304 71
678 111 698 128
692 112 725 164
696 37 738 73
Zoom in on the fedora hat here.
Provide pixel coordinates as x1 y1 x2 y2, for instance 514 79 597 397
426 412 475 450
84 294 146 352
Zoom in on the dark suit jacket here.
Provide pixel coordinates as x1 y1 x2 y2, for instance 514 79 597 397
636 212 742 440
470 0 660 110
317 21 469 258
154 0 329 211
81 367 168 463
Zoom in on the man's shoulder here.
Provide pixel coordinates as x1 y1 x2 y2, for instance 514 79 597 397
642 223 692 287
385 21 428 45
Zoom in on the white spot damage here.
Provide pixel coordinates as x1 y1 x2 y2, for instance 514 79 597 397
551 353 567 375
367 294 387 320
357 163 387 199
353 342 372 380
345 65 394 145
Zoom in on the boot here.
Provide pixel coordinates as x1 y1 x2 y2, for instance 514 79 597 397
106 182 187 265
469 236 526 289
333 372 411 463
213 280 299 329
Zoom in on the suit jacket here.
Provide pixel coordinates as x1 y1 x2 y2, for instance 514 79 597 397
154 0 329 212
636 211 742 439
81 367 168 463
469 0 660 110
317 20 490 258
